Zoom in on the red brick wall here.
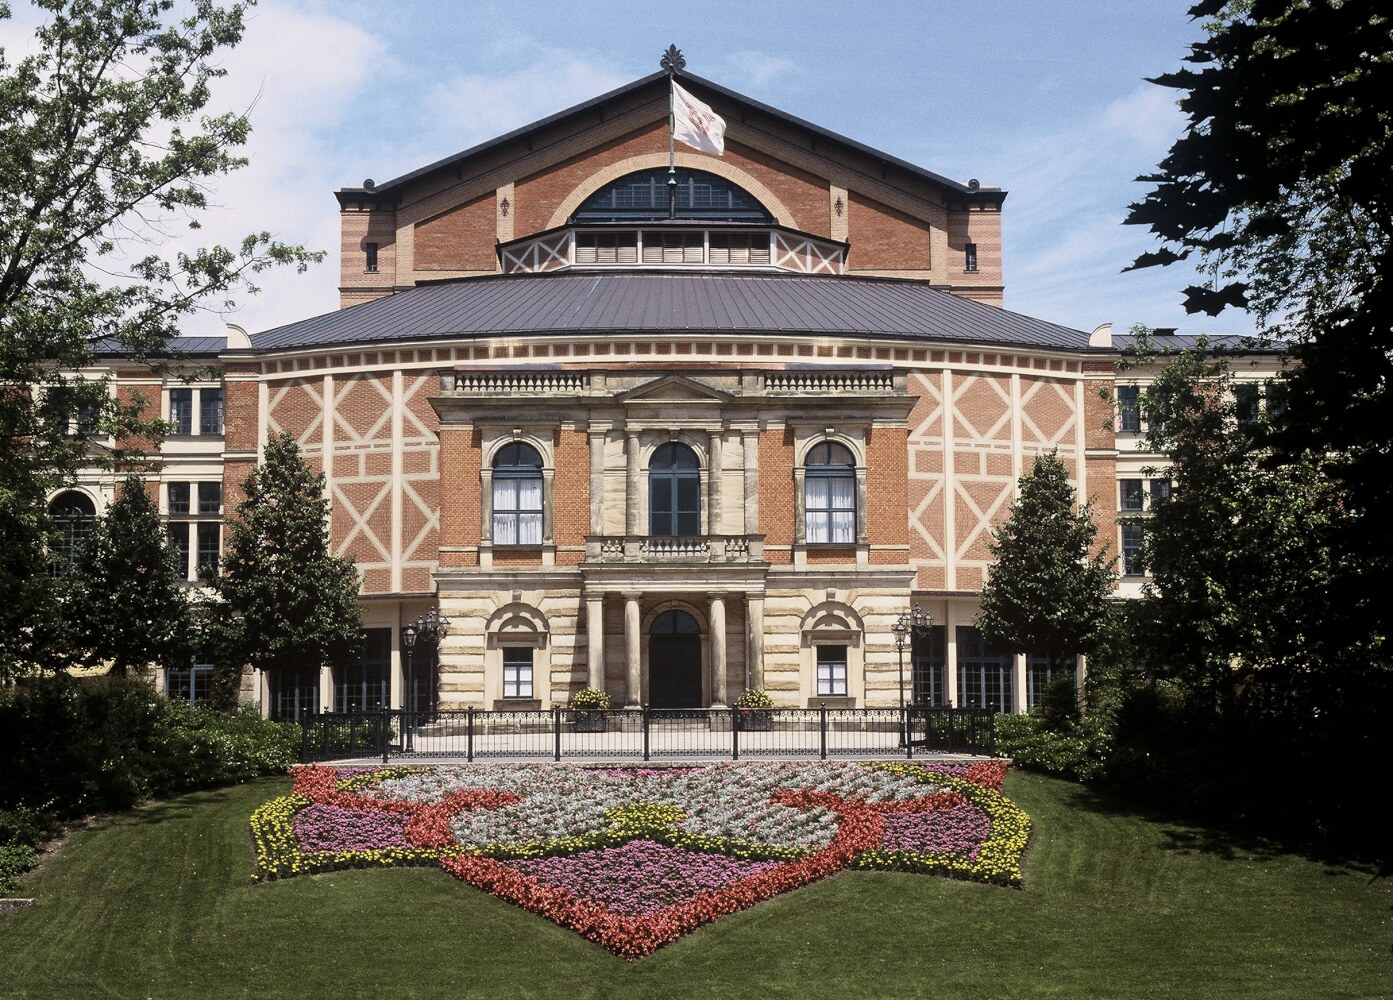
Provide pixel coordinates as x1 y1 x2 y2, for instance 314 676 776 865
415 194 497 271
865 425 908 547
438 426 480 566
759 427 794 562
553 428 590 564
339 210 397 302
849 193 932 270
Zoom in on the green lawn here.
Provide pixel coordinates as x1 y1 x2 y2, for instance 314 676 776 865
1 770 1388 1000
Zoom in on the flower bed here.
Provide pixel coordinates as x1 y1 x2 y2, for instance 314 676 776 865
250 759 1029 958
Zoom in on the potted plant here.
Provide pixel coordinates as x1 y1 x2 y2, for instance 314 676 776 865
736 688 775 731
570 686 610 733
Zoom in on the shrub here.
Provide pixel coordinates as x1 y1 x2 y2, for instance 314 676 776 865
0 674 300 821
735 688 775 709
0 843 39 895
570 687 610 711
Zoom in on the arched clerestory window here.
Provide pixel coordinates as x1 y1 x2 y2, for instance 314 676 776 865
804 441 856 544
492 442 544 546
571 168 773 224
649 442 701 536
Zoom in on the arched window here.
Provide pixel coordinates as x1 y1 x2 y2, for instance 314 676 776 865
492 442 543 546
649 442 700 536
572 168 773 223
805 441 856 544
49 490 95 574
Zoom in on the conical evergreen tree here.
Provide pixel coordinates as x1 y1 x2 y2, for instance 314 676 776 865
70 474 190 675
976 451 1116 674
213 433 362 688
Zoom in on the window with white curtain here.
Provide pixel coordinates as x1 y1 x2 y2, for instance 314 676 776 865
805 441 856 544
492 442 544 546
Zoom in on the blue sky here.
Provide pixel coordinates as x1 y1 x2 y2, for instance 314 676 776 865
5 0 1252 339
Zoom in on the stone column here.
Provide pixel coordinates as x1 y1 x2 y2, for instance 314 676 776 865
745 594 765 691
479 468 494 543
625 431 641 536
1013 653 1028 715
709 592 728 707
588 430 606 535
623 592 642 707
586 593 605 691
741 429 760 535
707 428 723 535
945 603 959 707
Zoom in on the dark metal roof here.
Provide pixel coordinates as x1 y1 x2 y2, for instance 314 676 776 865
1112 333 1287 354
91 336 227 358
340 73 1001 204
252 271 1088 352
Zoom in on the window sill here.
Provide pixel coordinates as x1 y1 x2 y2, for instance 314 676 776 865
808 695 855 708
493 698 541 711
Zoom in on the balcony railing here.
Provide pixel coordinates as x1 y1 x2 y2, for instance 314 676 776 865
584 534 762 564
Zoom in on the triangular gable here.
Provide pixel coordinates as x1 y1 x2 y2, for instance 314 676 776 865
618 374 732 405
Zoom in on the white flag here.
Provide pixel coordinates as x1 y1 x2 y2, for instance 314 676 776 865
672 80 726 156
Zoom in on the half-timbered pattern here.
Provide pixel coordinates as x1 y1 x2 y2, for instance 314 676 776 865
66 69 1188 718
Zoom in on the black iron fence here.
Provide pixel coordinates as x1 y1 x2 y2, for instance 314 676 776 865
299 705 995 763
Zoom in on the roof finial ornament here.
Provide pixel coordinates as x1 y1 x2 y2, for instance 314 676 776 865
660 44 685 77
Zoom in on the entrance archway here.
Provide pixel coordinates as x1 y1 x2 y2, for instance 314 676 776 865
648 609 702 708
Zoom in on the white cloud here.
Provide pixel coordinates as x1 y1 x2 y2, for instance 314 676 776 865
1103 84 1185 155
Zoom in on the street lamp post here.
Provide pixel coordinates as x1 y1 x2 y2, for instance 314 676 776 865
891 606 933 746
401 608 452 754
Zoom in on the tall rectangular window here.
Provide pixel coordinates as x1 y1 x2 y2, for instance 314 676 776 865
816 645 848 696
1235 383 1261 430
197 482 222 515
911 625 947 706
964 243 978 272
272 667 319 722
1121 523 1145 576
166 662 214 706
335 629 390 713
168 524 191 580
169 388 193 435
1149 479 1171 505
1026 653 1076 711
168 482 191 515
955 626 1013 712
1116 385 1141 433
1265 381 1288 422
1119 479 1145 512
365 242 379 273
502 647 534 699
199 388 224 435
196 522 220 579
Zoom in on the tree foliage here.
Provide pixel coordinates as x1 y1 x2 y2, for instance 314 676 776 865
976 452 1116 670
212 433 362 683
69 473 191 675
0 0 320 675
1126 0 1391 675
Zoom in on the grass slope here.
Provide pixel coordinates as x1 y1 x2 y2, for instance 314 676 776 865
0 771 1387 999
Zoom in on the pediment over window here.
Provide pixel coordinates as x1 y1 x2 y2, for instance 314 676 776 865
618 374 732 405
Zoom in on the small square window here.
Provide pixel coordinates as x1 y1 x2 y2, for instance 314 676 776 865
1149 479 1171 504
502 647 533 699
816 645 848 697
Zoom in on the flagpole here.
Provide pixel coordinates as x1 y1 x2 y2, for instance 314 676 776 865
661 44 685 219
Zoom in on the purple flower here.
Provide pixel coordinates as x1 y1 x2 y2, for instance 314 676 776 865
880 806 991 859
294 804 408 852
500 840 781 914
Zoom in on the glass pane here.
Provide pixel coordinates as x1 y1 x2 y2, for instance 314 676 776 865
806 511 829 544
494 478 518 512
493 514 517 546
518 512 542 545
831 511 855 543
806 477 829 509
830 475 855 507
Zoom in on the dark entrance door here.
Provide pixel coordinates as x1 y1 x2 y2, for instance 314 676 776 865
648 609 702 708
